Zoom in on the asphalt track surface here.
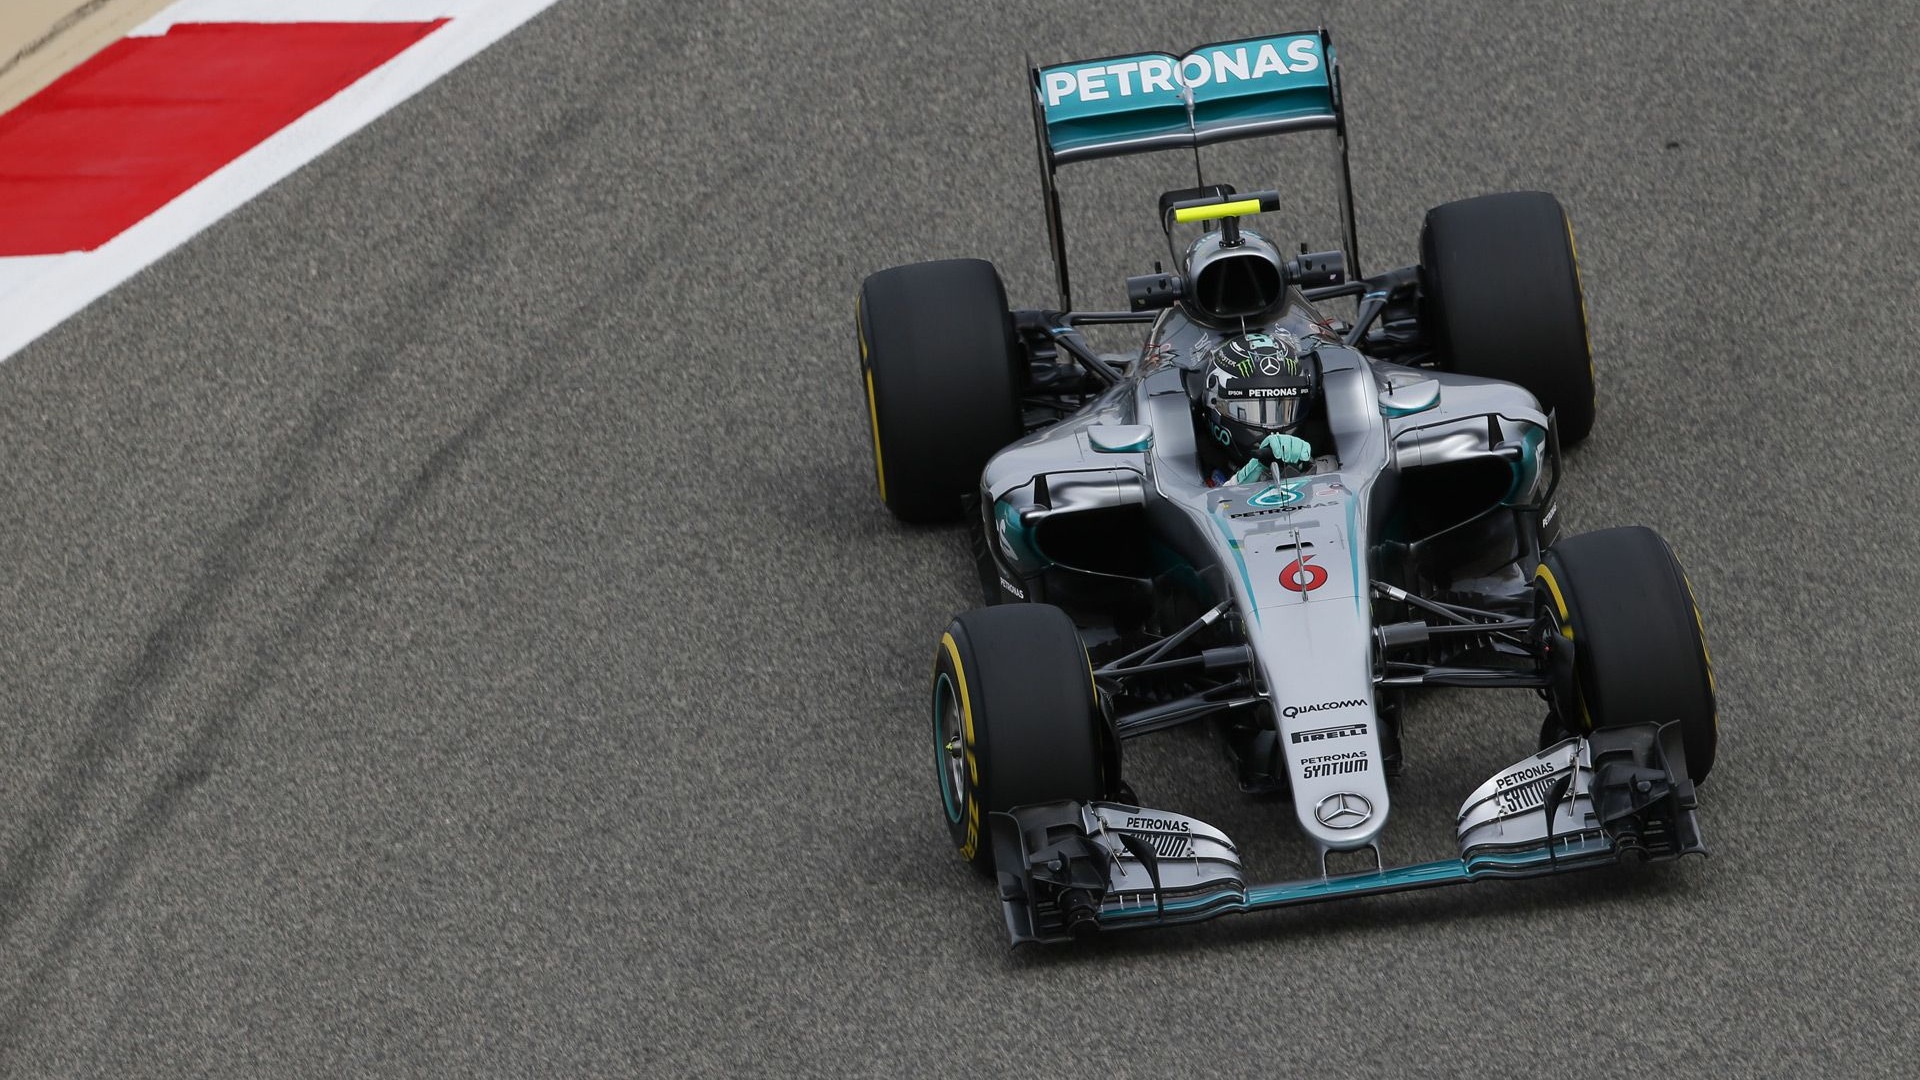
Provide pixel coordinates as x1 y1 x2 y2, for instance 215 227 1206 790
1 1 1917 1075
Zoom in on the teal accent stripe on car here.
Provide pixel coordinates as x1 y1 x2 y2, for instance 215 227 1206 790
1247 859 1470 905
994 499 1049 571
1345 494 1363 614
1502 425 1547 504
1209 510 1260 626
1098 834 1619 924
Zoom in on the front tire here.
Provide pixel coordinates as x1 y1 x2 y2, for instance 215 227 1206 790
857 259 1024 523
1422 191 1596 445
1535 526 1718 783
932 604 1111 872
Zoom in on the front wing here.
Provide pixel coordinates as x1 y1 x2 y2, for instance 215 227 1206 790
991 722 1704 945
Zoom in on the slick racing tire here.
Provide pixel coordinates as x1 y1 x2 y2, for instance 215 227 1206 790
1535 526 1718 783
857 259 1024 524
931 604 1112 872
1421 191 1596 446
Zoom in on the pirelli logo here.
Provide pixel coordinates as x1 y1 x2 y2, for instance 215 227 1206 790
1290 722 1368 744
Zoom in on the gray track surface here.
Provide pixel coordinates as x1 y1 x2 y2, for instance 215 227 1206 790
1 0 1916 1074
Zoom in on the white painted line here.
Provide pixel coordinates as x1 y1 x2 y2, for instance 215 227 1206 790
0 0 564 363
0 256 66 308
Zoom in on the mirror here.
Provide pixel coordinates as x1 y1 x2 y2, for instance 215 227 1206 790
1088 424 1153 453
1378 377 1440 418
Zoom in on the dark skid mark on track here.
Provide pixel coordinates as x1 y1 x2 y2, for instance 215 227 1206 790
0 43 645 1040
0 0 116 79
0 375 532 1048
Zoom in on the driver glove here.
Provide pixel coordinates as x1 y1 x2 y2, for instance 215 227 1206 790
1260 433 1313 466
1232 433 1313 484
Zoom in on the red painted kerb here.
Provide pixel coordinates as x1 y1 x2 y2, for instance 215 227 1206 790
0 21 446 257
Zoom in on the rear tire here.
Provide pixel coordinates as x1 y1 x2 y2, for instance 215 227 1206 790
1422 191 1596 445
931 604 1111 872
1535 526 1718 783
857 259 1024 523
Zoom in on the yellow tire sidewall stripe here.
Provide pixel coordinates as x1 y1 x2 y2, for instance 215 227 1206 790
864 369 887 503
857 295 887 502
1533 563 1574 641
1533 561 1591 729
1565 214 1596 391
1681 572 1720 726
940 631 982 859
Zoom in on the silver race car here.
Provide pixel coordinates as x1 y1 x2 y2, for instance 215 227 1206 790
856 30 1718 944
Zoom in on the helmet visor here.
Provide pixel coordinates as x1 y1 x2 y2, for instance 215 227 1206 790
1218 387 1308 430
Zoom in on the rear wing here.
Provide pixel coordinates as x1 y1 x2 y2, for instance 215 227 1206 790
1028 30 1361 308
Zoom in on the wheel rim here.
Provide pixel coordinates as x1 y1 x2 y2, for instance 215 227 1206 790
933 672 966 824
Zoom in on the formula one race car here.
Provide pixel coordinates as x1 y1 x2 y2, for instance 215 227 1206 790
855 30 1718 944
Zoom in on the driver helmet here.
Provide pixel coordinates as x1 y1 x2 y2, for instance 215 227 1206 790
1196 330 1319 460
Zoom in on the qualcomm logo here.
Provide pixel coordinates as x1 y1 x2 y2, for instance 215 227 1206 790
1281 698 1365 720
1043 39 1323 109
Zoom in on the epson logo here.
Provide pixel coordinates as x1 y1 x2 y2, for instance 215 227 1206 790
1291 723 1368 744
1043 40 1323 109
1281 698 1367 720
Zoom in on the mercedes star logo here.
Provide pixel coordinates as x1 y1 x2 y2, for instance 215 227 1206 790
1258 353 1284 376
1315 792 1374 830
